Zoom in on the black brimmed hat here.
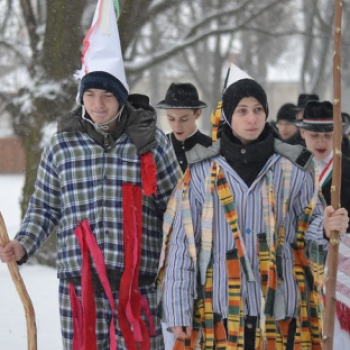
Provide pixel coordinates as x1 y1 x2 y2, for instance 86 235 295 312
294 100 334 132
276 103 297 123
156 82 207 109
293 93 319 111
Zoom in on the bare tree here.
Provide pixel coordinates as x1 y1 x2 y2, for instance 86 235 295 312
2 0 342 266
0 0 87 265
299 0 334 96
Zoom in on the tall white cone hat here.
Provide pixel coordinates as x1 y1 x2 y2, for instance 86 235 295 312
76 0 129 104
224 63 253 90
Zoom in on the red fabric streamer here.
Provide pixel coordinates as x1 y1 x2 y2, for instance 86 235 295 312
129 186 152 349
118 184 154 350
140 152 157 196
74 224 97 350
118 184 139 350
71 219 117 350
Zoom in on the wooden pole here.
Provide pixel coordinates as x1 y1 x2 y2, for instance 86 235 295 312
323 1 342 349
0 211 37 350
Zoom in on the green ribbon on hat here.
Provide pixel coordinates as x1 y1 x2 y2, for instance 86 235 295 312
113 0 120 18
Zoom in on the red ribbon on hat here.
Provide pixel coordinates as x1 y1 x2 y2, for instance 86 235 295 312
81 0 105 74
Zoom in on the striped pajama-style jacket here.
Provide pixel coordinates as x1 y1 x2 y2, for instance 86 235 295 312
163 153 327 328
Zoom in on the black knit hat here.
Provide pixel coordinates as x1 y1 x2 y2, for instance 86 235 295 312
80 71 128 105
222 79 269 124
294 100 334 132
156 82 207 109
293 93 319 111
276 103 297 123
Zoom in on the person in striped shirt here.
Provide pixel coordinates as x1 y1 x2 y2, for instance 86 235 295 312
162 78 349 350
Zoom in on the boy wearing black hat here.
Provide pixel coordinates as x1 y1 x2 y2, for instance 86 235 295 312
296 100 350 348
160 79 349 350
278 93 319 147
156 82 212 173
296 100 350 222
294 93 320 120
275 103 299 143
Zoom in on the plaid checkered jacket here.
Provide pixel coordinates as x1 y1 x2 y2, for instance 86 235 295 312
16 127 181 279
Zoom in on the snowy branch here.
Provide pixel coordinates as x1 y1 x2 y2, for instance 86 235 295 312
184 0 288 39
0 0 13 33
184 0 253 38
124 0 293 74
126 21 297 74
0 40 30 68
19 0 39 55
139 0 181 28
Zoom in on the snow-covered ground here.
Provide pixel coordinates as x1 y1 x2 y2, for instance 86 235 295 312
0 174 62 349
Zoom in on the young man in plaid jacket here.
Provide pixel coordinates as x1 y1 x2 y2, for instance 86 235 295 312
0 0 181 349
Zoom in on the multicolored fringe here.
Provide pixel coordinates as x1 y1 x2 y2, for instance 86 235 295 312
202 264 214 349
157 172 185 287
226 249 244 349
261 169 277 319
210 101 222 141
217 168 255 282
182 168 197 263
292 190 323 350
199 162 217 284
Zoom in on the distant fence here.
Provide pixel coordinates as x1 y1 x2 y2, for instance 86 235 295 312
0 137 26 174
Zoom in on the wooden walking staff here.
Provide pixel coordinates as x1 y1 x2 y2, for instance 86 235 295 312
0 211 37 350
323 1 343 349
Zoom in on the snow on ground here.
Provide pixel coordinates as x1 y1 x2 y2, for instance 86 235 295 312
0 174 62 350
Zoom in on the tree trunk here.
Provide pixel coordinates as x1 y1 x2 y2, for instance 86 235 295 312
11 0 87 267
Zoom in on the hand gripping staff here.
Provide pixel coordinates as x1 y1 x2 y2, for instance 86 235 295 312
0 211 37 350
323 1 343 349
